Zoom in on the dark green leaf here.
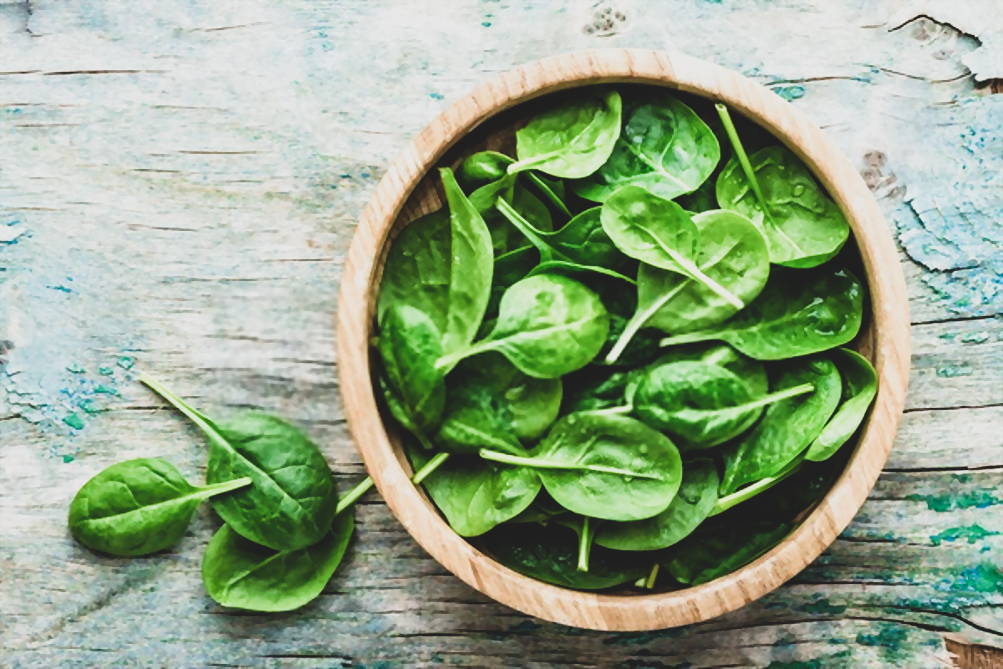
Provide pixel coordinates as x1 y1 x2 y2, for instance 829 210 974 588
68 458 250 557
805 348 877 461
201 511 354 612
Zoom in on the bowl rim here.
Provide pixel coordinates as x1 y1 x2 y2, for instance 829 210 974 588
335 48 911 631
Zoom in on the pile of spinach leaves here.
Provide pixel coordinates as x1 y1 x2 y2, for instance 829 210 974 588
374 87 877 592
66 87 878 606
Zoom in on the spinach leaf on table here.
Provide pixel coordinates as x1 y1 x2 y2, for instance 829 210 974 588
439 167 494 368
596 458 718 551
574 94 720 203
659 268 864 360
480 413 682 522
715 104 849 268
805 348 877 462
201 511 354 612
435 274 610 379
664 520 792 585
721 357 842 494
376 304 446 444
141 377 339 551
436 354 562 454
478 523 648 590
409 447 540 537
633 359 814 449
600 186 746 310
606 208 769 363
68 458 251 557
508 89 622 179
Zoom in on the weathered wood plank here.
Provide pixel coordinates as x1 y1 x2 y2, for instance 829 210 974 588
2 0 1002 666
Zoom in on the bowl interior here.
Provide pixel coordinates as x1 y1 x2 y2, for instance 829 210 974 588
339 51 909 631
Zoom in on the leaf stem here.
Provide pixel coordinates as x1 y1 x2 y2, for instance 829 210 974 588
197 476 253 498
496 197 555 259
605 281 686 364
434 339 496 373
740 383 815 411
334 478 374 515
588 404 633 416
643 563 660 589
659 331 714 348
334 452 452 516
664 246 744 309
525 172 572 217
715 103 772 223
577 517 593 572
478 448 664 481
708 456 804 517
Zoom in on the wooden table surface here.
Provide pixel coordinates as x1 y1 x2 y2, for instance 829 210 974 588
2 1 1001 667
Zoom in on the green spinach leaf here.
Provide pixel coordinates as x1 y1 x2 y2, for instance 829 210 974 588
606 208 769 363
68 458 251 557
509 89 622 178
600 186 746 309
659 268 864 360
436 354 562 454
664 520 791 585
440 167 494 366
596 458 718 551
496 199 635 284
377 209 450 331
376 304 446 444
649 343 768 396
141 377 339 551
436 274 609 379
721 357 842 493
805 348 877 462
480 413 682 522
634 360 815 448
574 95 720 202
409 447 541 537
201 511 353 612
715 104 849 268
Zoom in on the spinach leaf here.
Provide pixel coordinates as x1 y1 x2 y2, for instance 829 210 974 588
596 458 718 551
463 149 572 217
721 357 842 494
606 209 769 363
436 354 562 454
478 523 648 590
459 150 511 187
508 89 622 178
436 274 610 379
664 520 791 585
496 199 635 284
409 447 540 537
708 455 803 517
377 209 450 332
649 343 768 396
201 511 354 612
440 167 494 367
480 413 682 522
659 268 864 360
805 348 877 462
634 360 814 448
68 458 251 557
376 304 446 444
715 104 849 268
600 186 745 309
469 173 552 254
141 377 339 551
574 95 720 203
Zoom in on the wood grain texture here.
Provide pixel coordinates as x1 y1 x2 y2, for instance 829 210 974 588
337 49 911 631
1 0 1001 666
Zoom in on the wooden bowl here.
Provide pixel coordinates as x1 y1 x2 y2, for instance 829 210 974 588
336 49 910 631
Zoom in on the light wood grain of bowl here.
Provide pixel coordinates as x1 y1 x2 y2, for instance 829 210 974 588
336 49 910 631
